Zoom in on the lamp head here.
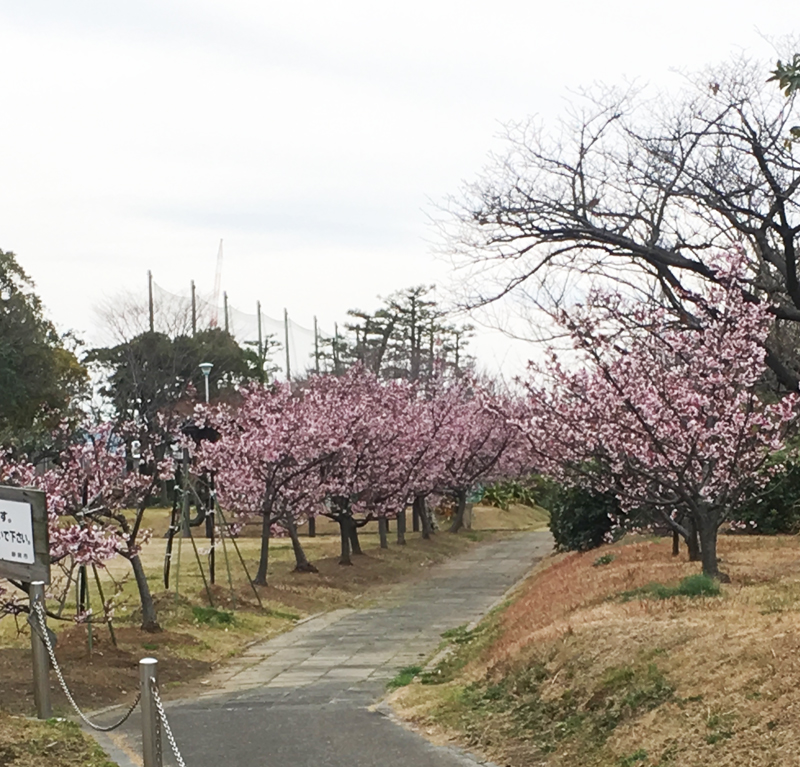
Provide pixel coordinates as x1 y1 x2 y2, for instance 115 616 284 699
198 362 214 377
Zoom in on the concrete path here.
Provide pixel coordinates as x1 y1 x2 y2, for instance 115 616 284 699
97 531 552 767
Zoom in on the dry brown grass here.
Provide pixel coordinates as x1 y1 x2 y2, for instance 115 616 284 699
0 712 114 766
394 534 800 767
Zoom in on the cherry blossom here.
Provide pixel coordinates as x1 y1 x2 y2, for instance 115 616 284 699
523 253 798 576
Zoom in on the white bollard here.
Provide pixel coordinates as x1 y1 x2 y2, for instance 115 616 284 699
139 658 162 767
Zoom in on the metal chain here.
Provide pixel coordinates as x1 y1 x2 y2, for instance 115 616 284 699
32 601 141 731
152 683 187 767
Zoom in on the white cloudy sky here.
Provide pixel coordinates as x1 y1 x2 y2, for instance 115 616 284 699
0 1 796 377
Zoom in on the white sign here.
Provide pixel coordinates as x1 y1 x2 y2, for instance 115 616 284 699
0 498 35 564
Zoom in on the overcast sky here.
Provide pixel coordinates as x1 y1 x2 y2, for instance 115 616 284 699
0 1 796 377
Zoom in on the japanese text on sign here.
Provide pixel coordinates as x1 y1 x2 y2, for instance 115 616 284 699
0 499 35 564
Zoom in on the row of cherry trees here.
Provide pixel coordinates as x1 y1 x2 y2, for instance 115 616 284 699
0 371 529 630
196 369 528 581
1 252 795 630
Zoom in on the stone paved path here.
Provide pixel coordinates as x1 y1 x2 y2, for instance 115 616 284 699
97 531 552 767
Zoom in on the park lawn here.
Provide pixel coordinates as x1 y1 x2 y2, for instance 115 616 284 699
390 533 800 767
0 504 546 717
0 711 115 766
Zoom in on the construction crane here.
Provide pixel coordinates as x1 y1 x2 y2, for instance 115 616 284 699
210 239 223 327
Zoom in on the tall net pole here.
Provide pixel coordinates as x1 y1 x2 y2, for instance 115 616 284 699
284 308 291 381
191 280 197 336
314 316 320 374
257 301 264 383
334 322 340 374
148 270 154 332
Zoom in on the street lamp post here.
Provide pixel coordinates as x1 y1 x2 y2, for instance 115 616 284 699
198 362 213 404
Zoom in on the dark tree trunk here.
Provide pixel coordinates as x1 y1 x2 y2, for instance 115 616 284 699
697 513 726 580
686 516 701 562
308 516 316 537
414 495 432 540
349 522 363 555
396 509 406 545
339 517 353 565
254 510 272 585
378 517 389 549
449 489 467 533
286 516 318 573
130 554 161 633
672 529 680 556
412 504 420 532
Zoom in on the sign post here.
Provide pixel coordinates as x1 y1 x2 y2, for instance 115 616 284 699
0 486 50 718
29 581 52 718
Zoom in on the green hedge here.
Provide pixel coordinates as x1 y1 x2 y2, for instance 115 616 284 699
548 485 621 552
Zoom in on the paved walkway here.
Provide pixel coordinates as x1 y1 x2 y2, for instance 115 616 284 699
97 531 552 767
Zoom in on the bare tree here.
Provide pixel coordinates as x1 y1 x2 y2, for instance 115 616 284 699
445 53 800 389
95 290 195 345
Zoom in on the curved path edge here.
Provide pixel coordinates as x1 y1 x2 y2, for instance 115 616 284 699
90 530 553 767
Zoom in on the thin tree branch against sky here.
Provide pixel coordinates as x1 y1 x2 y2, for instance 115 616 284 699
0 1 796 377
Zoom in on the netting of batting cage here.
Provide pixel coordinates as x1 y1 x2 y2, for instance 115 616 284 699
116 276 334 379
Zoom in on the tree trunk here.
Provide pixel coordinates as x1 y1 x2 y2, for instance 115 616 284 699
414 495 432 540
685 516 701 562
286 516 318 573
412 504 420 532
697 513 726 580
378 517 389 549
396 509 406 546
339 517 353 565
308 516 316 537
349 522 363 556
672 529 680 556
449 489 467 533
254 510 272 585
130 554 161 632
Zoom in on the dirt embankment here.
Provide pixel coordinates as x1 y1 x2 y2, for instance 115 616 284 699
392 535 800 767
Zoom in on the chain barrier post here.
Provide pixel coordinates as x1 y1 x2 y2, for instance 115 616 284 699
31 599 141 731
30 581 52 719
140 658 162 767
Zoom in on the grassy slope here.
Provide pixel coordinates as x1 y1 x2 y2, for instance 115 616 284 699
392 535 800 767
0 712 115 766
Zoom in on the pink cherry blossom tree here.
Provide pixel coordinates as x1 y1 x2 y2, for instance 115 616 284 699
44 423 170 630
524 254 798 577
0 422 169 630
432 377 528 533
314 371 421 563
198 381 349 583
